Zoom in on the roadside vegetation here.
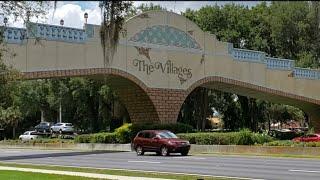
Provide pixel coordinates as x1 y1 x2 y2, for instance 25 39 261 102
1 2 320 143
0 170 98 180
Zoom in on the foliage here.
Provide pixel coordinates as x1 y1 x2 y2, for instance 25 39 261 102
75 122 194 144
74 132 118 143
99 1 132 66
114 123 132 143
177 131 273 145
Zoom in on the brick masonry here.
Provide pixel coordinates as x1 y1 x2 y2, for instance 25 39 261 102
23 68 320 129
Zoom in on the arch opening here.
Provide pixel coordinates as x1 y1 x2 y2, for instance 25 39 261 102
178 76 319 132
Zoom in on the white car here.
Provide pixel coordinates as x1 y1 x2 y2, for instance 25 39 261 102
50 123 74 134
19 131 38 141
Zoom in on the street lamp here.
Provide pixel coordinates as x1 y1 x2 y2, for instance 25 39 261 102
84 12 88 24
26 10 30 22
4 17 8 26
60 19 64 26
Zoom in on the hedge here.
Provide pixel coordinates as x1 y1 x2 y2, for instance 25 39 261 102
177 130 274 145
75 122 194 144
75 125 273 145
75 133 118 143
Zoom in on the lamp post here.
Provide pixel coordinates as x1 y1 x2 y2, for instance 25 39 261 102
84 12 88 24
58 18 64 123
60 19 64 26
4 17 8 26
26 10 30 22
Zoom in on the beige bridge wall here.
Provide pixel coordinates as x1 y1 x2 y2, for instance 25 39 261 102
3 11 320 129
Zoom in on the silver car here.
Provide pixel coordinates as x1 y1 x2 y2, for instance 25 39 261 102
50 123 74 134
19 131 38 141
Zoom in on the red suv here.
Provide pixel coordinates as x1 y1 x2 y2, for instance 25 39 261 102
133 130 190 156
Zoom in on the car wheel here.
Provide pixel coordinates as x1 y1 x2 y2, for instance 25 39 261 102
30 138 33 140
160 146 169 156
50 129 54 134
43 129 46 133
59 129 62 134
136 146 144 156
181 151 189 156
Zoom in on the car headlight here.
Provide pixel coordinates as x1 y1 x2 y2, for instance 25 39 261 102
168 141 174 145
185 141 190 145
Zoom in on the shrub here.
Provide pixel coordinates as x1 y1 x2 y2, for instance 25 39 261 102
75 122 193 144
75 133 118 143
237 129 254 145
177 131 273 145
115 123 132 143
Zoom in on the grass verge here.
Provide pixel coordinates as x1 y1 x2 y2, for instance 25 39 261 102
0 170 98 180
194 152 320 159
0 162 235 180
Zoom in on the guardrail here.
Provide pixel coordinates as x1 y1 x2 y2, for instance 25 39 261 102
2 27 27 44
228 44 320 80
266 57 295 70
232 48 265 63
1 23 95 44
294 68 320 80
27 23 86 43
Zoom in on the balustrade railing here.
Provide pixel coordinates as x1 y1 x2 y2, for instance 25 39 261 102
294 68 320 80
2 27 27 44
232 48 265 63
266 57 295 70
27 23 86 43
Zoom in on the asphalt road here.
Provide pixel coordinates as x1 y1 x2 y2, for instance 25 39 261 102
1 149 320 180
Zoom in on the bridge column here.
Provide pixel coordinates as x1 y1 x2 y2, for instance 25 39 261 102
305 107 320 133
147 88 187 124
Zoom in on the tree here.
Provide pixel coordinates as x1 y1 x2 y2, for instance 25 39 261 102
99 1 132 66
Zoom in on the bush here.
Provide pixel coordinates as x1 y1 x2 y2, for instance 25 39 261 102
177 131 273 145
115 123 132 143
75 133 118 143
75 122 193 144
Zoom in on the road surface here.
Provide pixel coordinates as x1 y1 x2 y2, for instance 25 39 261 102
0 149 320 180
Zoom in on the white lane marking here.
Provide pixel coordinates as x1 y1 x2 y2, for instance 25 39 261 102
2 151 21 153
172 157 206 160
289 169 320 173
128 160 161 164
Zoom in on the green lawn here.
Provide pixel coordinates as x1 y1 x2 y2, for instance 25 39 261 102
0 170 99 180
0 162 234 180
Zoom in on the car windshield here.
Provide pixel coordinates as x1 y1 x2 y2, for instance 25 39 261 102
158 131 178 139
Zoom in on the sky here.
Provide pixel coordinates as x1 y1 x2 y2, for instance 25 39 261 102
2 1 265 29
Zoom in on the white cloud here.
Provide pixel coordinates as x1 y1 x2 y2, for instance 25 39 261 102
6 1 263 29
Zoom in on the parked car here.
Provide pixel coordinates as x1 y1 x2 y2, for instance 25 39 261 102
19 131 38 141
292 134 320 142
35 122 54 133
132 130 190 156
50 123 74 134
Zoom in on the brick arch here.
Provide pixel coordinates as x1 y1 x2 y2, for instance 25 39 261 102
23 68 160 124
184 76 320 132
186 76 320 106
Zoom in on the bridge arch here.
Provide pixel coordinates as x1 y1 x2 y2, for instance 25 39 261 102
180 76 320 131
23 68 160 124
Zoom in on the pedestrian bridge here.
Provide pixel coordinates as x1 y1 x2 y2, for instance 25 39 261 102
2 11 320 130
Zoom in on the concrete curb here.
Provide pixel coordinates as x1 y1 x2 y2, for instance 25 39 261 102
1 143 320 156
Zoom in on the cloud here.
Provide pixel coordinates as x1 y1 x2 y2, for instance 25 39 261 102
6 1 263 29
